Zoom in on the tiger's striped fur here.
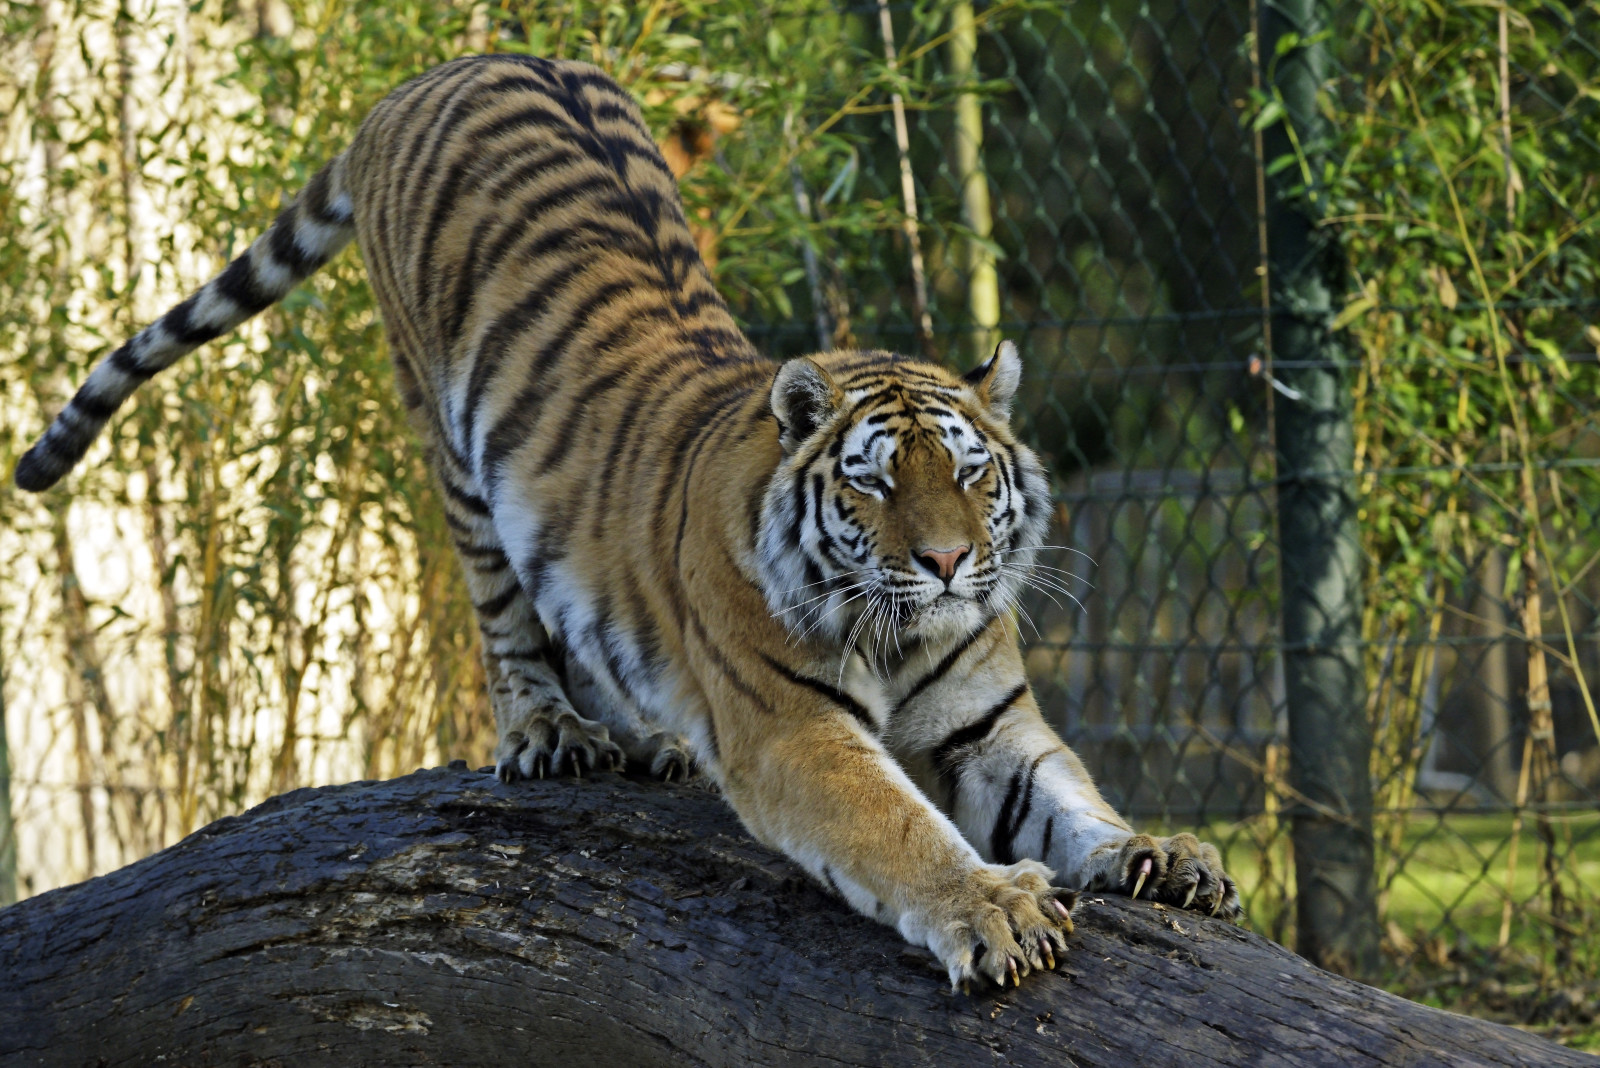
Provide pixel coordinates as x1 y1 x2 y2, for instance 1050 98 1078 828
15 54 1238 989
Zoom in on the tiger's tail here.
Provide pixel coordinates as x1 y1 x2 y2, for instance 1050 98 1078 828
13 154 357 492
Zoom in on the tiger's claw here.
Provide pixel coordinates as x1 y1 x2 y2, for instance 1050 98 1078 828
1131 857 1152 900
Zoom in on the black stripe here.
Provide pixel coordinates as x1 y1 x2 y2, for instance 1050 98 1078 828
479 277 650 474
400 72 555 223
668 388 760 606
595 619 642 706
932 682 1028 797
589 354 717 539
107 344 154 383
484 142 585 204
453 540 508 561
654 373 762 527
473 583 521 619
590 96 657 142
466 553 510 574
441 215 495 348
264 208 322 277
453 174 614 336
414 105 577 299
467 100 573 145
810 473 847 567
212 254 278 315
992 751 1049 865
438 146 588 340
478 623 521 641
297 165 342 226
619 584 662 680
897 625 988 711
991 768 1026 864
439 475 491 516
68 388 120 421
493 647 546 661
561 65 642 96
462 224 654 446
483 53 563 87
1040 815 1055 862
685 602 774 716
161 295 227 348
759 653 875 732
525 363 632 474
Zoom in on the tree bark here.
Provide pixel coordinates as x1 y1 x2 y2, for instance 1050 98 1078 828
0 764 1587 1068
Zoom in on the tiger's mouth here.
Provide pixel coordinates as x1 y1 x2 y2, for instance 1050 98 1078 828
893 584 989 638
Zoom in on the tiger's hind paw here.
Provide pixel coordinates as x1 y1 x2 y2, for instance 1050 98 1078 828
495 709 624 783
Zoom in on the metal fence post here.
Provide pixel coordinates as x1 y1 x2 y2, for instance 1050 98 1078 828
1259 0 1380 974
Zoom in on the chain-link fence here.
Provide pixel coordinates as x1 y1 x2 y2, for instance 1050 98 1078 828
735 0 1600 1036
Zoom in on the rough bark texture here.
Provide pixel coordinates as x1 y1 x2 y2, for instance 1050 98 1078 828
0 764 1590 1068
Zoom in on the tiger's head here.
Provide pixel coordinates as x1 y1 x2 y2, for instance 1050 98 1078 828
756 341 1051 653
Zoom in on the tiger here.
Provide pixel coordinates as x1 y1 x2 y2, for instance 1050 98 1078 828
14 53 1240 990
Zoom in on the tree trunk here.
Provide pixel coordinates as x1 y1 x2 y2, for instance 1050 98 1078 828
0 765 1586 1067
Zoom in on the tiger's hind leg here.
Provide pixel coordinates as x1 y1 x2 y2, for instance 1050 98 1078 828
443 477 623 781
559 650 697 783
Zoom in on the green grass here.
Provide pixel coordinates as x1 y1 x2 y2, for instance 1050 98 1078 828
1379 811 1600 950
1146 810 1600 1048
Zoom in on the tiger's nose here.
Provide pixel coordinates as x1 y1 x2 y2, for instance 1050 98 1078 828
915 545 970 583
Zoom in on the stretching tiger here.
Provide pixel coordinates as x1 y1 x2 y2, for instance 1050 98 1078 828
15 54 1239 989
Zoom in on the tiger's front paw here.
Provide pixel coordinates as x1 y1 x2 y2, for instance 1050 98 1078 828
914 860 1079 992
495 708 624 782
644 732 695 783
1086 832 1241 920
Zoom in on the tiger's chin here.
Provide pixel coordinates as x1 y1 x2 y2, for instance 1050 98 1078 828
900 595 989 645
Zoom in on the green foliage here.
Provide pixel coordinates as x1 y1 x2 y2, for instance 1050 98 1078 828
1324 0 1600 968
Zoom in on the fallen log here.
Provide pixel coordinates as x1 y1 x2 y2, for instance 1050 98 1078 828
0 764 1588 1067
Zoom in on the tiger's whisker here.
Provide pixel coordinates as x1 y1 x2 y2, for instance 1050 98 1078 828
993 545 1097 566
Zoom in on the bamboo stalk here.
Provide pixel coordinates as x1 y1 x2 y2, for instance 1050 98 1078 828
54 520 102 880
875 0 935 357
1498 4 1517 222
783 110 832 353
1493 8 1563 958
947 2 998 363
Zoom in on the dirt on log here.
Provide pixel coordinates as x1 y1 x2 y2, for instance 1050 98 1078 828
0 764 1589 1068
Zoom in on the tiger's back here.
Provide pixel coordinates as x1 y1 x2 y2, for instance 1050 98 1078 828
349 55 759 477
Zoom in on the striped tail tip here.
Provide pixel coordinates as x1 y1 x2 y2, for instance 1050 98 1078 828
14 441 73 492
13 388 121 492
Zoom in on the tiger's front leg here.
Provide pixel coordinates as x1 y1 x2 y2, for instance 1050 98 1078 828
706 655 1077 990
889 620 1242 919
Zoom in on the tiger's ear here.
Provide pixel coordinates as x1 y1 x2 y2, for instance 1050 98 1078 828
770 357 840 454
963 339 1023 420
